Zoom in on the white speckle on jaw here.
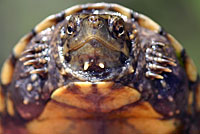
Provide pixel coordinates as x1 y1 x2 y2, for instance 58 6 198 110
42 36 48 42
23 98 29 105
138 84 143 92
160 80 167 88
168 96 174 102
157 94 163 99
35 95 39 100
58 45 65 63
27 83 33 92
99 62 105 69
34 82 39 87
60 27 66 38
31 74 38 82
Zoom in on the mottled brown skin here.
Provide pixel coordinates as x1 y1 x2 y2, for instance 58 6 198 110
0 3 199 134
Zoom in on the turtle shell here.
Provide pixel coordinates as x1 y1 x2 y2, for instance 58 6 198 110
0 3 200 134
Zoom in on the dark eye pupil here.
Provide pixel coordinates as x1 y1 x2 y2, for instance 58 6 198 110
67 26 73 34
118 26 124 34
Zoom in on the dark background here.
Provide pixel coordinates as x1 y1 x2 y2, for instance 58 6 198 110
0 0 199 72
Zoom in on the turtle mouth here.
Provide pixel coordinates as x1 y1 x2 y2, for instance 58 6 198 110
58 39 133 81
82 60 107 73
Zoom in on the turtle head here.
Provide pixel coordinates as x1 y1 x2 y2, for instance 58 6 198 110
54 13 135 81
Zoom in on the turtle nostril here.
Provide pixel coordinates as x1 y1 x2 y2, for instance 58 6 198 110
89 16 98 23
88 16 101 28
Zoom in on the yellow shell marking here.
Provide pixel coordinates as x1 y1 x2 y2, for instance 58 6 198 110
0 86 5 113
196 82 200 111
110 3 131 18
73 82 93 94
64 4 83 17
126 118 178 134
99 86 141 113
51 82 141 113
6 94 15 116
13 33 33 58
109 102 163 119
187 91 194 114
51 85 94 111
34 15 57 33
96 82 114 95
137 13 160 32
63 3 132 18
167 34 183 54
167 33 197 82
26 100 178 134
1 58 14 85
185 57 198 82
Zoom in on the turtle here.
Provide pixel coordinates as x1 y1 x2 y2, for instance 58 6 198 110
0 2 200 134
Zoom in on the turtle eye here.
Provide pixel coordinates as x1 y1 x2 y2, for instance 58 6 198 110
110 17 125 37
115 24 124 37
67 23 75 35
